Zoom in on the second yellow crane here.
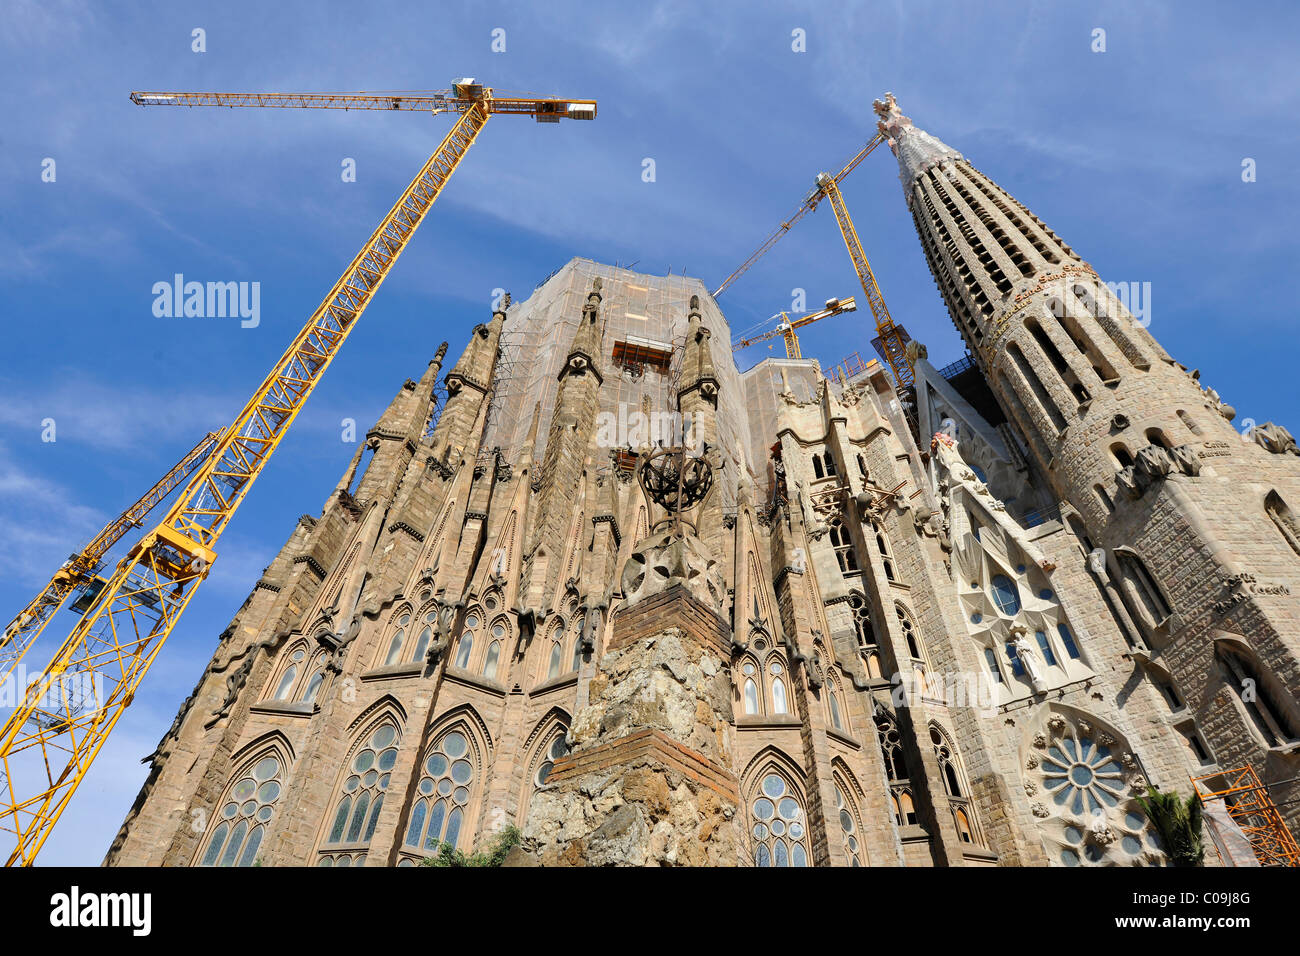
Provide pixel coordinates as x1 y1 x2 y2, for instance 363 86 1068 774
732 296 857 359
712 131 915 392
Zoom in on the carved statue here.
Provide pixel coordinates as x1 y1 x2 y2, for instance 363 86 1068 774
1009 629 1044 689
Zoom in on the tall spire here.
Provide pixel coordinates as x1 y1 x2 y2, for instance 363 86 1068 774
559 278 604 386
677 294 719 408
872 92 964 200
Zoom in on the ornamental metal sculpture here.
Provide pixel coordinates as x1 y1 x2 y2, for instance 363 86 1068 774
637 444 717 538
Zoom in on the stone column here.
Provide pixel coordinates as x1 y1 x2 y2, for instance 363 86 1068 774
519 530 743 866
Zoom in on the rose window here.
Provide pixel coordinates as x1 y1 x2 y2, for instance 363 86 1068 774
1027 714 1164 866
1040 736 1124 815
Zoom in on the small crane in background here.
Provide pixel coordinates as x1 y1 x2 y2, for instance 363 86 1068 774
712 131 915 392
732 296 857 360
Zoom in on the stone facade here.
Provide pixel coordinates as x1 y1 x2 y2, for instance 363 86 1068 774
106 98 1300 867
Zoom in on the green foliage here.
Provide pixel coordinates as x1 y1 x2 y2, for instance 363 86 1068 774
1136 787 1204 867
419 826 522 867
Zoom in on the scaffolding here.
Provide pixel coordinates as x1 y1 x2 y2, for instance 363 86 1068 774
831 350 877 387
1190 765 1300 866
475 317 525 471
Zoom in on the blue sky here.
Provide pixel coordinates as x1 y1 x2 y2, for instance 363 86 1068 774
1 0 1297 864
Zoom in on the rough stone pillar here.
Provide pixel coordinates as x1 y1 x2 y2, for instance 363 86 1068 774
520 532 743 865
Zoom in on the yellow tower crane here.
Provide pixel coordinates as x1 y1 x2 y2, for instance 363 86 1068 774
0 79 595 866
732 296 857 359
1 431 219 677
712 132 915 392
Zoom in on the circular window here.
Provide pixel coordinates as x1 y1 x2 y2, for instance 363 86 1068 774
990 575 1021 615
1039 588 1054 600
970 612 982 624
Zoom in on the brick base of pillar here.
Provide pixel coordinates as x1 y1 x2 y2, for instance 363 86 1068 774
515 585 742 866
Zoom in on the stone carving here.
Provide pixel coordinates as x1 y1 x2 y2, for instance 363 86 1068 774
1026 753 1040 769
638 445 718 538
1170 444 1201 476
1109 413 1130 431
1135 445 1174 482
1116 465 1144 500
1087 816 1116 847
620 532 724 611
1087 548 1107 575
1010 628 1046 691
1024 711 1163 867
1032 731 1047 748
1252 422 1299 455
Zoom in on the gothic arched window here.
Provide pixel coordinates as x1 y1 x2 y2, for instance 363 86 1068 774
896 604 926 663
570 610 586 671
989 575 1021 616
1216 642 1298 749
267 641 310 702
382 611 413 666
829 519 858 574
931 725 981 845
872 522 896 581
1266 491 1300 558
740 657 762 715
401 726 480 862
453 609 481 670
319 721 400 866
826 677 848 733
833 776 864 866
848 592 880 679
481 619 508 681
748 768 810 867
534 730 571 789
768 656 789 714
197 749 287 867
874 709 907 782
300 650 328 704
931 726 964 799
410 608 436 664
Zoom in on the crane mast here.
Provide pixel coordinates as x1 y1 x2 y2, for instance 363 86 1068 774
711 130 915 391
0 80 595 865
818 176 914 392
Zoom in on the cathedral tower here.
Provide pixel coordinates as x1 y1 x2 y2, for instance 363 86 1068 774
877 93 1300 821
